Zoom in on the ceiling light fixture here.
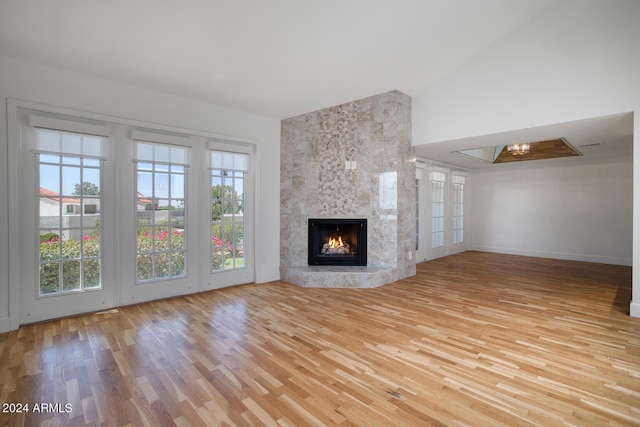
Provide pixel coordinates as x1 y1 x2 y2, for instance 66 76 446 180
507 143 530 156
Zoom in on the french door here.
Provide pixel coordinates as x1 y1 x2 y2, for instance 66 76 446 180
204 144 255 289
16 112 116 324
416 163 468 262
114 131 201 306
12 103 256 326
429 169 449 260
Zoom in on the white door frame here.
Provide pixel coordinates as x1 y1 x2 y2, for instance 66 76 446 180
201 141 256 290
115 128 203 306
416 160 470 262
7 99 258 329
415 161 429 263
11 103 117 325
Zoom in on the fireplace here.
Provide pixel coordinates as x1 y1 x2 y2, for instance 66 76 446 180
308 218 367 266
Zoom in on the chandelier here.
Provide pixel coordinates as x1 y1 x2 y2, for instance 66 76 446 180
507 143 530 156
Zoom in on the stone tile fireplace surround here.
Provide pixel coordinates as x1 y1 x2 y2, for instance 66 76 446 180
280 91 416 287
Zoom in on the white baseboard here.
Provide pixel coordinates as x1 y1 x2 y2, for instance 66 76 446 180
630 301 640 318
471 245 632 266
256 269 280 283
0 316 11 334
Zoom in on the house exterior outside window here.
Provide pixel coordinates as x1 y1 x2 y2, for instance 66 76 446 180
36 128 104 295
134 142 189 282
431 171 446 248
452 175 465 244
210 150 248 272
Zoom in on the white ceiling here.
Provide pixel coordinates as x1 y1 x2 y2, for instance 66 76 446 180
1 0 631 168
0 0 557 119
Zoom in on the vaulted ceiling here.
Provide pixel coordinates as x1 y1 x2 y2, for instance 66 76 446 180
0 0 556 119
1 1 632 168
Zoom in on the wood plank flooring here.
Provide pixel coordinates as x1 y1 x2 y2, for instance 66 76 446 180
1 251 639 426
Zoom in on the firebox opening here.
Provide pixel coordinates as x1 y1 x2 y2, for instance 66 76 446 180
308 218 367 266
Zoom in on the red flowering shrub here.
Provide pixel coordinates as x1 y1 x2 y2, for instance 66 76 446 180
136 228 185 281
39 234 100 294
39 223 243 292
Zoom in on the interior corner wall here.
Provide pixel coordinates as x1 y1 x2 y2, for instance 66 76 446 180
471 159 632 266
0 55 281 332
0 86 8 332
632 113 640 317
411 0 640 315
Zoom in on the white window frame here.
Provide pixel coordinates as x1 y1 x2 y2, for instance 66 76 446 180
116 128 200 306
431 170 446 249
209 150 249 272
35 139 105 296
204 140 255 289
8 99 259 329
133 139 190 283
415 162 429 262
417 162 469 262
9 102 117 327
452 175 466 245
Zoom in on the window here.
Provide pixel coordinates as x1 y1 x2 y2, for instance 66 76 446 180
431 171 446 248
36 129 104 295
452 175 465 244
134 142 188 282
210 150 248 271
14 102 259 326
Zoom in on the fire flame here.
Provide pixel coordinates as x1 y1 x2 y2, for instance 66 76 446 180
328 236 345 248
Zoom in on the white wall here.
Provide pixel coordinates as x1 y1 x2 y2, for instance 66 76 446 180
471 159 632 265
412 0 640 316
0 55 281 332
413 0 640 145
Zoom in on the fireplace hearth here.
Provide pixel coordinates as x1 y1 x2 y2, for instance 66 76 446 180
308 218 367 266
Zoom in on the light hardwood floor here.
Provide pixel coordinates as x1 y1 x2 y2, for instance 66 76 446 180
1 252 639 426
